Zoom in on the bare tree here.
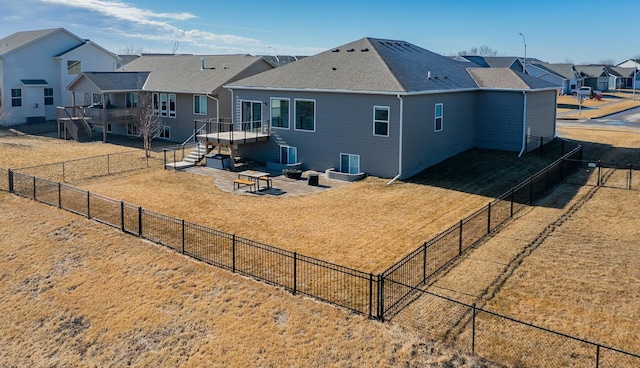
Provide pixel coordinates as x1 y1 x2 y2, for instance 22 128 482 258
599 59 615 66
119 45 144 55
134 91 164 157
459 45 499 56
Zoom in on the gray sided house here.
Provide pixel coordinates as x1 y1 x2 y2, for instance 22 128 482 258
65 54 273 143
225 38 557 180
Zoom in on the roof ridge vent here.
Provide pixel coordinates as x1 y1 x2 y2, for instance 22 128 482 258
361 48 369 52
332 48 340 52
347 48 355 52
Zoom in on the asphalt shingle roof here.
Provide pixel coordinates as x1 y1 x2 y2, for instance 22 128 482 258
80 72 150 91
530 63 576 79
122 54 268 93
0 28 63 56
228 38 479 93
467 68 557 89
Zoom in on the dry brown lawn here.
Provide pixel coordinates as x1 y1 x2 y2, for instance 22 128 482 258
0 131 559 273
0 192 497 367
395 125 640 365
557 93 640 119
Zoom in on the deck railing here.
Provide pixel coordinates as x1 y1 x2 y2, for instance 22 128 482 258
194 117 270 143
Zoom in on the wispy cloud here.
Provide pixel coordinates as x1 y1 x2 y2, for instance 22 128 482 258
39 0 262 50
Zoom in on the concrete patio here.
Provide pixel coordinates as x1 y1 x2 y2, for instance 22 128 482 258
181 165 353 196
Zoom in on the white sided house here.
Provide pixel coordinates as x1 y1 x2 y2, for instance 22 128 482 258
226 38 558 180
0 28 116 125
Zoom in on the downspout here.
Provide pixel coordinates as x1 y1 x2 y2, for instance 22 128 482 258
518 91 527 157
206 93 220 122
387 94 404 185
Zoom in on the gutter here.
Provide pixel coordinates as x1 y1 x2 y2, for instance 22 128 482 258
518 91 527 157
387 94 404 185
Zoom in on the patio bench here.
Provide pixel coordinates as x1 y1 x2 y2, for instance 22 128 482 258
233 178 257 192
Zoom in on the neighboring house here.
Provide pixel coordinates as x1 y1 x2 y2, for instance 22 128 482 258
225 38 557 180
0 28 117 125
526 63 579 95
610 66 637 90
65 54 273 143
615 59 640 89
573 65 622 91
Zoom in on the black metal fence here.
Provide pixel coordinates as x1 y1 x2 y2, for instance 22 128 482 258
565 159 639 191
6 169 378 317
403 291 640 368
379 144 584 320
4 139 640 366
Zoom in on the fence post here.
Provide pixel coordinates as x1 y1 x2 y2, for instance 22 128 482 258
181 219 185 254
378 274 385 322
293 252 297 295
173 150 177 171
163 149 167 169
232 234 236 273
597 160 601 187
459 220 463 255
472 304 477 354
120 201 125 232
486 202 491 234
8 169 13 193
58 182 62 208
87 191 91 219
422 242 427 283
138 206 142 237
510 188 514 217
32 176 36 200
539 136 543 156
368 273 373 319
628 163 633 190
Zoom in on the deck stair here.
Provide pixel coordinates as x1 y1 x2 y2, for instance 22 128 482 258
164 142 210 169
57 107 93 142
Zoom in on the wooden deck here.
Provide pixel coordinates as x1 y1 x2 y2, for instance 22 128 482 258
196 130 269 145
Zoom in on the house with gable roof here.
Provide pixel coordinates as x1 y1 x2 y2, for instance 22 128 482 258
64 54 273 144
0 28 117 125
225 37 558 180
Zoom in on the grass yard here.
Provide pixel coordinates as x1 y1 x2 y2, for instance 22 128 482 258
394 126 640 365
0 192 497 367
557 92 640 119
0 131 562 273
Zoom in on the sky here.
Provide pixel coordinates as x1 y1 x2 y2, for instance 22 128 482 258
0 0 637 64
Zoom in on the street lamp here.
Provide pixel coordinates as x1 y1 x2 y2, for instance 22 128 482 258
519 33 527 74
268 46 280 67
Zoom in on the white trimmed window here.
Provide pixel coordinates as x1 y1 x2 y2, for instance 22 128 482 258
271 98 290 129
280 145 297 164
194 95 207 115
294 99 315 131
127 123 138 136
340 153 360 174
44 88 54 105
155 93 176 117
434 103 443 132
126 92 138 108
373 106 389 136
11 89 21 107
159 125 170 139
152 93 159 115
168 94 176 117
67 60 81 74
